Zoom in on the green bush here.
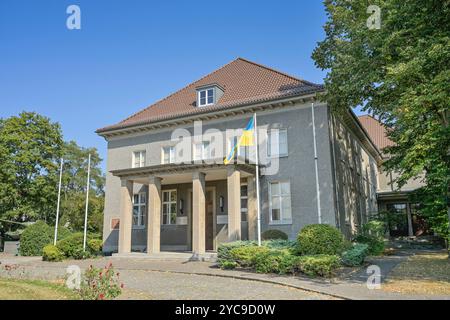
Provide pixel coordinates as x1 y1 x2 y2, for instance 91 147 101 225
88 239 103 254
355 234 385 256
79 263 123 300
341 243 369 266
261 229 288 240
19 221 53 256
56 232 96 259
217 241 256 268
253 249 299 274
296 254 341 277
262 239 297 250
229 246 269 268
296 224 346 255
361 220 385 238
42 244 64 262
220 261 238 270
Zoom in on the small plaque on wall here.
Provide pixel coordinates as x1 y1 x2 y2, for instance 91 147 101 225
216 215 228 225
111 218 120 230
176 216 188 225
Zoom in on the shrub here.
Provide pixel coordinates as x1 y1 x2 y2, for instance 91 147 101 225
296 224 346 255
42 244 64 262
261 229 288 240
262 239 297 250
57 232 97 259
361 220 385 238
79 263 123 300
217 241 256 268
355 234 385 256
19 221 53 256
341 243 369 266
88 239 103 254
220 261 238 270
229 246 269 268
253 249 299 274
296 254 341 277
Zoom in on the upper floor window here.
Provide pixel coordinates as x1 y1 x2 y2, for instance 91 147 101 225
269 181 292 224
162 146 175 164
267 129 288 157
132 150 146 168
132 193 146 228
193 141 211 161
198 88 214 107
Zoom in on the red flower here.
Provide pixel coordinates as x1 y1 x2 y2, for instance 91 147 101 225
116 272 120 276
98 293 105 300
120 283 124 289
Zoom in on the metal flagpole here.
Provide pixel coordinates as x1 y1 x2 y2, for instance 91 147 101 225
311 102 322 223
54 158 64 245
253 113 262 246
83 153 91 252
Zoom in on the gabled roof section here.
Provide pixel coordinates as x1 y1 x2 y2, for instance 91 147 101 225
358 115 394 153
97 58 323 134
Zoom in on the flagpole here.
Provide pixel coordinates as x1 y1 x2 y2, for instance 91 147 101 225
253 113 262 246
83 153 91 252
54 158 64 245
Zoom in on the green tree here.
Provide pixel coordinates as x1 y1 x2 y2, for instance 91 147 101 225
312 1 450 245
0 112 63 223
59 141 105 233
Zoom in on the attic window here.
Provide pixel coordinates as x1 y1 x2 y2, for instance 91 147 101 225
198 88 214 107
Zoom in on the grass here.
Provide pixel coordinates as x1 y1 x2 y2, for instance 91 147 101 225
0 278 79 300
383 251 450 296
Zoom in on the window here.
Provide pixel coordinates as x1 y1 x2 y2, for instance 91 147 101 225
267 129 288 157
132 193 146 228
198 88 214 107
193 141 211 161
269 181 292 223
162 190 177 225
132 151 146 168
241 183 248 222
162 146 175 164
227 136 249 161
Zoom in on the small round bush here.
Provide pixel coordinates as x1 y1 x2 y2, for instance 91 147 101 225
56 232 93 259
261 229 288 240
341 243 369 266
88 239 103 254
296 224 346 255
253 249 298 274
19 221 53 256
42 244 64 262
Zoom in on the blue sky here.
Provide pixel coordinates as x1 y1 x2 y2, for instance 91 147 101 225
1 1 359 169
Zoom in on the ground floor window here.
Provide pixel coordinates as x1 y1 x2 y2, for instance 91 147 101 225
133 193 146 228
241 183 248 222
386 203 408 236
162 190 177 225
269 181 292 224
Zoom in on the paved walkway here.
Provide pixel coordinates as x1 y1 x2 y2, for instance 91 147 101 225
1 251 448 300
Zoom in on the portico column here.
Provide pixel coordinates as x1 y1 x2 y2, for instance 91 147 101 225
147 176 162 254
227 166 241 241
118 179 133 254
247 176 257 241
192 171 206 255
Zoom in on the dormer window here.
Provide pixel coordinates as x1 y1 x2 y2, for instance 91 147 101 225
198 88 214 107
196 84 224 107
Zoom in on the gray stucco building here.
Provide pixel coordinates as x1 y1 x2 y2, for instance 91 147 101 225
97 58 387 255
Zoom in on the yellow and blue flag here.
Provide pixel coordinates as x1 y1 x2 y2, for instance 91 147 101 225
224 117 255 165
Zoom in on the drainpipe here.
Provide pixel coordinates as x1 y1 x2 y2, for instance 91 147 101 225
311 102 322 224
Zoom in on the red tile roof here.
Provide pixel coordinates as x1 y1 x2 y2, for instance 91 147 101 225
358 115 394 152
97 58 323 133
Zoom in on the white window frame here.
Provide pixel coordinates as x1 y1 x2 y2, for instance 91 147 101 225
162 189 177 225
132 192 146 229
268 180 292 225
193 141 211 161
132 150 146 168
197 88 214 107
161 146 175 164
267 128 288 158
240 182 248 222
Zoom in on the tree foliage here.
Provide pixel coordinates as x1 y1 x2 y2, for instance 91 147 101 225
312 0 450 242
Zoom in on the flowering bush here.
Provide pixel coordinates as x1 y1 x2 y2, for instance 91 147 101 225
78 263 123 300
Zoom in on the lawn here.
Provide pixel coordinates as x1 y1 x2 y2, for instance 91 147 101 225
0 278 78 300
383 251 450 296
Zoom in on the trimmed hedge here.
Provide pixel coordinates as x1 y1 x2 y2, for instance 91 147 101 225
42 244 64 262
229 246 269 268
253 249 299 274
217 241 256 268
341 243 369 266
297 224 346 255
296 254 341 277
56 232 100 259
261 229 288 240
19 221 53 256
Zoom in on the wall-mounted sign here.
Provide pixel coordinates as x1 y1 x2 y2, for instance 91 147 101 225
216 215 228 225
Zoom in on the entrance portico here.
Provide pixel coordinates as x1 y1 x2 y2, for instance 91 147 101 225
112 161 257 256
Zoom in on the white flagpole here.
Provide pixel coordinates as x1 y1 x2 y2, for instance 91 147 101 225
54 158 64 245
311 102 322 223
83 153 91 252
253 113 262 246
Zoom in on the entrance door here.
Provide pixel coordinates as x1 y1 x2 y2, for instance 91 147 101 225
205 190 214 251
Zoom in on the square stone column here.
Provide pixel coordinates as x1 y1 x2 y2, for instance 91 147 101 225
118 179 133 254
147 176 162 254
192 171 206 255
227 166 241 241
247 176 257 241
